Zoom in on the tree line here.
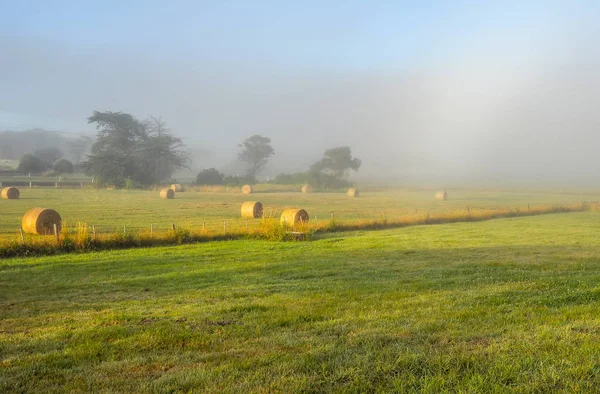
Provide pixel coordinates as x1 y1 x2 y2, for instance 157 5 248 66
12 110 361 188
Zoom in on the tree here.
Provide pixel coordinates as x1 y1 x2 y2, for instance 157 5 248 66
17 154 46 173
34 146 63 167
67 136 93 164
310 146 361 178
196 168 225 185
53 159 74 174
83 111 189 187
238 135 274 178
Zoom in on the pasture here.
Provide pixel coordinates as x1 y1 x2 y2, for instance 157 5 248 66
1 212 600 392
0 187 597 240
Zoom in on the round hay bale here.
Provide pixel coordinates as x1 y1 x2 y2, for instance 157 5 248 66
347 188 359 197
1 187 19 199
22 208 62 235
241 201 263 219
302 185 312 193
280 208 309 226
242 184 253 194
435 191 448 201
170 184 184 192
160 188 175 199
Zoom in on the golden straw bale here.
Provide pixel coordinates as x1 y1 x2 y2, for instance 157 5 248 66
241 201 263 218
301 185 312 193
242 184 253 194
347 188 359 197
280 208 309 226
436 191 448 201
22 208 62 235
1 187 19 199
160 188 175 199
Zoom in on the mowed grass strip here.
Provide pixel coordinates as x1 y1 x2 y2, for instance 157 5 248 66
1 213 600 392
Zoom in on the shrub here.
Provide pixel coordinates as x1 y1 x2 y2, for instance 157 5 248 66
54 159 74 174
196 168 225 185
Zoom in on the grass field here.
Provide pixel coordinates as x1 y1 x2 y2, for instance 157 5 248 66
1 188 597 239
1 212 600 392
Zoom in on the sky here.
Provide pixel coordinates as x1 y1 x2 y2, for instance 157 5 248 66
1 1 599 183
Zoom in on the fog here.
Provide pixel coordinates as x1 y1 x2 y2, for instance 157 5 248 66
1 2 599 186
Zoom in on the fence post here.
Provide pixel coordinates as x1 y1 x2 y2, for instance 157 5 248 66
331 212 335 220
172 224 176 231
202 222 205 231
223 220 226 234
466 206 472 220
123 225 126 235
20 228 25 245
150 224 153 236
29 182 32 189
53 224 59 243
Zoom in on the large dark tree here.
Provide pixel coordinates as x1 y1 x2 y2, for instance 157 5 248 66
84 111 188 187
238 135 274 178
53 159 74 174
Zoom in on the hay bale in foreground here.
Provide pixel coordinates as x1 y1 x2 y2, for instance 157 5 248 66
280 208 309 226
241 201 263 219
347 188 359 197
302 185 312 193
22 208 62 235
170 184 184 192
242 184 253 194
1 187 19 199
160 188 175 199
436 191 448 201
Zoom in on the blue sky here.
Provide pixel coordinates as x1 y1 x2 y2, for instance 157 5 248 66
1 1 599 181
2 1 597 72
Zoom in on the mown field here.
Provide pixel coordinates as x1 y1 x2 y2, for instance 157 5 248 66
1 212 599 392
1 187 598 239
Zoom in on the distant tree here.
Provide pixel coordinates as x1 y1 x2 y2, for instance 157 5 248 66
34 146 64 167
84 111 189 187
310 146 361 178
67 136 93 164
195 168 225 185
238 135 274 178
53 159 74 174
17 154 46 174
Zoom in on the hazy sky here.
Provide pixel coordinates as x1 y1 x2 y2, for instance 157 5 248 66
1 1 599 182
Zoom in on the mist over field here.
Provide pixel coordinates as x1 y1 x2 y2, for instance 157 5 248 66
1 1 599 185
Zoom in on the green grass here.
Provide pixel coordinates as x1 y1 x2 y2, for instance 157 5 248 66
2 212 600 392
1 188 598 238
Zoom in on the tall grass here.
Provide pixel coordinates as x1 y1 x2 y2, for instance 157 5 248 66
0 202 593 258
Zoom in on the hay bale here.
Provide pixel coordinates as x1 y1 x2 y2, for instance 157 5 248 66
302 185 312 193
242 184 253 194
347 188 359 197
160 188 175 199
435 191 448 201
1 187 19 199
280 208 309 226
241 201 263 218
170 184 184 192
22 207 62 235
